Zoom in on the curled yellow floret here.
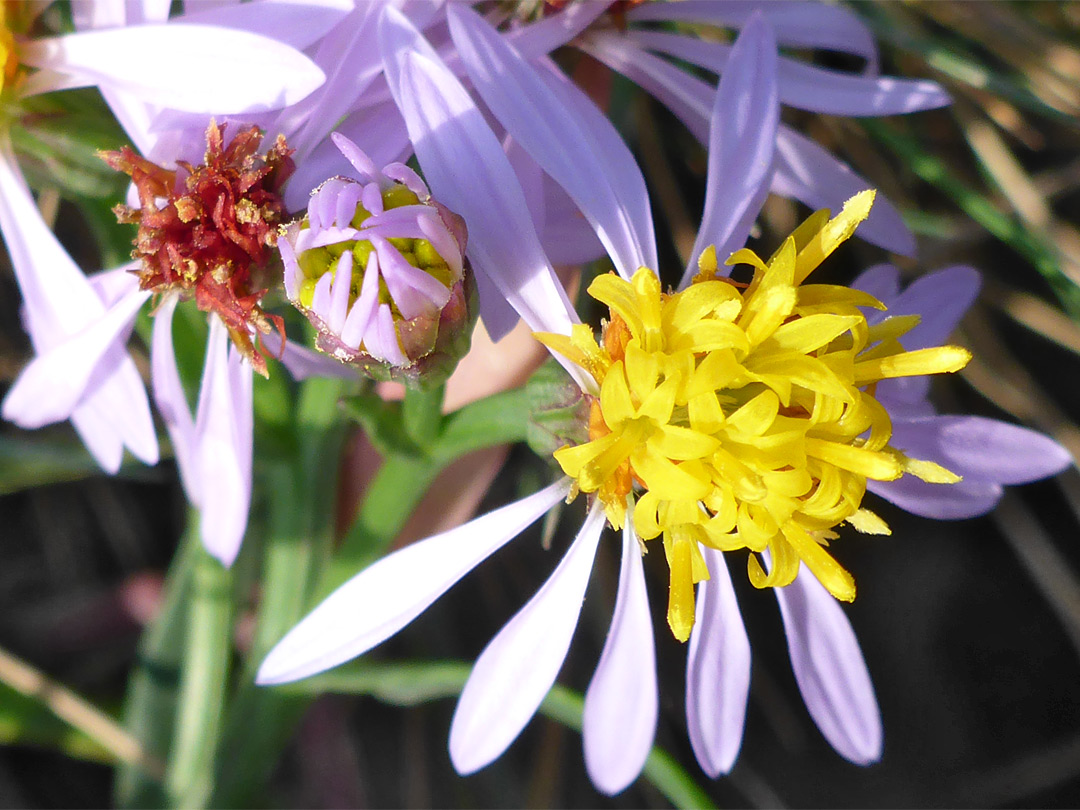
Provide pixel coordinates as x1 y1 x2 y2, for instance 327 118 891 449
537 191 971 642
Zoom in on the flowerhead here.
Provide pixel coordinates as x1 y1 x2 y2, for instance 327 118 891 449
102 121 294 376
279 134 474 385
538 191 970 641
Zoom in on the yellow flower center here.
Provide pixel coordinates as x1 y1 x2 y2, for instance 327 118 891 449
536 191 971 642
1 9 19 95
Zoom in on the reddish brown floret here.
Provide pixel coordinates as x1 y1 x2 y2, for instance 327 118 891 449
100 121 295 375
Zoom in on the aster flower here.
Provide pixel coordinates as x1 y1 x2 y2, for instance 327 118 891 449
0 5 338 563
253 10 1065 796
278 133 474 385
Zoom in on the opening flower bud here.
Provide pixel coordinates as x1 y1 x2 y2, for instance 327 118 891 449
279 134 475 387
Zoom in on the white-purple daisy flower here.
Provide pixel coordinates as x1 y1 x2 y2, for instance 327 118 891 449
0 2 342 564
258 7 1072 797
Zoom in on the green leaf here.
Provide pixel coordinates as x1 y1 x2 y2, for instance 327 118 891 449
0 433 157 494
0 682 111 763
432 385 532 462
115 534 198 809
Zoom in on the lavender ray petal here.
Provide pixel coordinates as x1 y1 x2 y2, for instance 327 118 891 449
176 0 352 51
194 320 252 567
883 265 981 349
2 289 148 428
774 126 916 257
151 296 199 501
851 263 900 306
449 502 606 775
257 478 573 685
686 547 751 777
685 14 778 288
890 415 1073 486
775 568 883 764
379 8 582 346
450 4 656 279
631 31 946 116
21 25 326 113
583 520 657 795
628 1 878 68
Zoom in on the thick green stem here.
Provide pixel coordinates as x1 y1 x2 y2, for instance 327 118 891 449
164 541 233 809
115 523 198 809
208 377 347 808
318 453 440 597
402 382 445 446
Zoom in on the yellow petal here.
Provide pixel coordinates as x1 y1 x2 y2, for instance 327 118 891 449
793 190 875 284
853 346 971 383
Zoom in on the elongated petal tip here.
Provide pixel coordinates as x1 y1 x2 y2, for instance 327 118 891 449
258 479 573 686
449 505 605 775
777 570 883 764
583 521 657 795
686 548 751 777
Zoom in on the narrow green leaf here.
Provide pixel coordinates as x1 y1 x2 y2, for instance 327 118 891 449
0 682 111 763
115 533 198 808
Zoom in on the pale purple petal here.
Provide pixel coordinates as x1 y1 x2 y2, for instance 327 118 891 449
341 252 381 349
69 399 124 474
875 265 981 349
0 144 101 335
368 304 408 366
327 251 354 334
774 126 916 257
581 34 711 146
284 101 411 211
87 265 141 309
632 31 947 116
151 296 199 501
450 502 606 774
21 25 325 113
379 9 580 346
507 0 609 59
257 478 573 685
851 263 901 303
775 568 882 764
686 547 751 778
194 320 252 567
583 519 657 795
75 347 159 467
450 4 656 279
627 0 879 68
2 288 148 427
177 0 352 51
868 474 1003 520
371 235 451 319
890 415 1073 486
258 331 355 381
278 4 385 161
685 14 778 288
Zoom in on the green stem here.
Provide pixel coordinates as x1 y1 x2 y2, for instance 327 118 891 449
114 524 198 809
164 541 234 809
318 453 440 597
208 377 347 808
402 382 445 446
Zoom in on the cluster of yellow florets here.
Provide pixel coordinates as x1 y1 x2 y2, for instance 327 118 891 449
537 192 971 641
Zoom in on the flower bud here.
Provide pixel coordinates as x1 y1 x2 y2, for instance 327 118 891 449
279 135 475 386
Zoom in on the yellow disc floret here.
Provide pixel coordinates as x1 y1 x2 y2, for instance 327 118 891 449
1 5 20 95
536 191 970 642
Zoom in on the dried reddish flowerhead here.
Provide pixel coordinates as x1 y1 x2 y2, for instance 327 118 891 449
101 121 294 375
